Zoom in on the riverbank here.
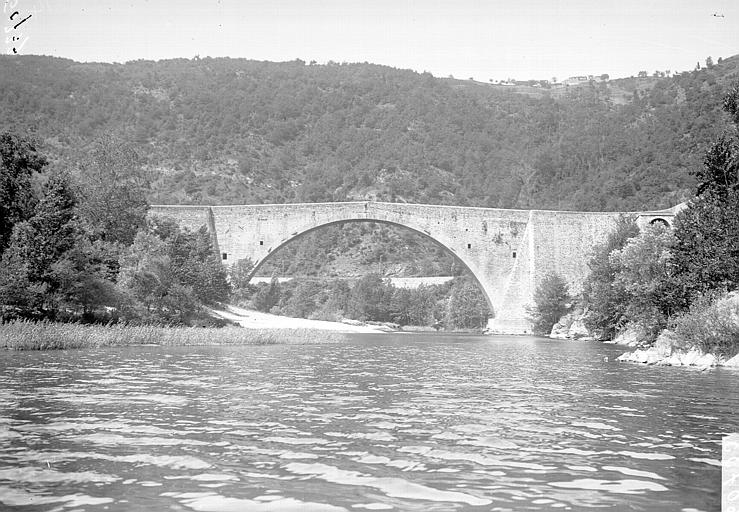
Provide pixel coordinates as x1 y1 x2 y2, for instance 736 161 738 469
615 329 739 368
0 319 347 351
613 292 739 368
616 345 739 367
546 305 739 368
210 305 393 333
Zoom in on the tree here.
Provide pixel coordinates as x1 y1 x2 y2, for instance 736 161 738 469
323 279 351 318
116 219 230 323
117 230 173 320
0 171 81 315
582 216 639 339
229 258 255 289
389 284 447 327
693 135 738 196
228 257 256 303
527 273 571 335
151 220 230 305
0 236 35 310
25 172 79 283
49 238 121 317
283 280 323 318
388 287 413 325
0 132 47 254
444 277 489 329
671 82 739 302
347 273 392 321
76 135 150 245
722 82 739 125
672 190 739 300
609 225 678 339
253 276 281 312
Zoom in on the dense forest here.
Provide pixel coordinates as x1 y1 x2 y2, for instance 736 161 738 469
2 54 737 210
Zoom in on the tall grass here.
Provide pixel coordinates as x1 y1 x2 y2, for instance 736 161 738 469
0 320 345 350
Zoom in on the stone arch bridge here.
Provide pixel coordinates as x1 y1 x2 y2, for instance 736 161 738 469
150 201 681 334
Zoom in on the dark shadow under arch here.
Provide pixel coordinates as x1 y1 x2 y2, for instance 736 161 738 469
247 218 495 316
649 218 670 228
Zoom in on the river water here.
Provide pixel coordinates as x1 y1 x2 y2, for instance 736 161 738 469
1 334 738 511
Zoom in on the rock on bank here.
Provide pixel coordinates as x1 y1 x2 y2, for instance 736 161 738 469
616 330 739 368
549 309 595 341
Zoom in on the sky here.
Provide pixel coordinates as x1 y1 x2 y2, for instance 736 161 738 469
4 0 738 81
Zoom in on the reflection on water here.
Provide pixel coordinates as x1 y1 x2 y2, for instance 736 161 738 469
1 334 738 511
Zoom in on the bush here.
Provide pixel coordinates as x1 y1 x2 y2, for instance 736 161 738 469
443 277 489 330
528 273 571 335
669 292 739 358
308 306 343 322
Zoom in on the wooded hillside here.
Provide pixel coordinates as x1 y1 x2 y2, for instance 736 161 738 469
3 55 737 211
2 54 737 277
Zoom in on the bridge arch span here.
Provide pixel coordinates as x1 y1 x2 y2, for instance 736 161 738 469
246 218 496 315
149 201 677 333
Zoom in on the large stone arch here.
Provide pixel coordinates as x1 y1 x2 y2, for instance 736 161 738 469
149 201 682 334
246 218 496 315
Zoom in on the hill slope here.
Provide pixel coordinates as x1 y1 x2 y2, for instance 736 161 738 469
2 55 738 277
3 55 738 212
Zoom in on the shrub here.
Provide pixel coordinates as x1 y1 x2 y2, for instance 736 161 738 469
528 273 571 335
308 306 343 322
669 292 739 358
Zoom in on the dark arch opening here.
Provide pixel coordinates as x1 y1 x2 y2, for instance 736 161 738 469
649 218 670 228
247 218 495 316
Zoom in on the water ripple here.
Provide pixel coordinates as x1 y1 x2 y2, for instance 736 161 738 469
0 335 736 511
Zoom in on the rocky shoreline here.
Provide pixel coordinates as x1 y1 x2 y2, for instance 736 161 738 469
548 310 739 369
614 328 739 368
615 346 739 367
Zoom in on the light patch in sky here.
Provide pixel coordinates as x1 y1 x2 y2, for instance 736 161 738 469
10 0 739 80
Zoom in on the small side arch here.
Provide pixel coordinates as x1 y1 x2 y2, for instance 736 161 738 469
649 217 670 228
247 219 495 317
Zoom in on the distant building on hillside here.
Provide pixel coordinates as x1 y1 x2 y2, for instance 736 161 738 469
492 74 608 89
562 74 609 86
563 76 589 86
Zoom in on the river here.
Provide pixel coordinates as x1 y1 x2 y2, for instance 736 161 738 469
1 334 737 511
